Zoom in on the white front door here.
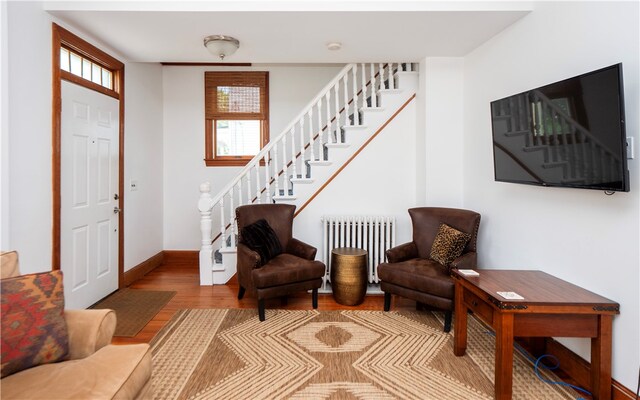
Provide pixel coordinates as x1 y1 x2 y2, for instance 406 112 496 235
61 81 119 309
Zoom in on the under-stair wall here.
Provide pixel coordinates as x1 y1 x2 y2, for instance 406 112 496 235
198 63 419 285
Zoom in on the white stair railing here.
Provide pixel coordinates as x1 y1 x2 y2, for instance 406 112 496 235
199 62 414 282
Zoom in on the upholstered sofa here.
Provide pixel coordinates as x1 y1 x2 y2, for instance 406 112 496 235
0 251 153 399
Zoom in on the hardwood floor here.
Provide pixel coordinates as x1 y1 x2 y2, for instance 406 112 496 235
112 259 416 345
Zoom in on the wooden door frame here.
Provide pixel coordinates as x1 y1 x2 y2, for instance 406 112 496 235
52 23 125 288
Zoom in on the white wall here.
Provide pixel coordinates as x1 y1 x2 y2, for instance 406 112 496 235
462 1 639 389
5 2 165 274
124 63 164 270
6 1 54 272
162 64 343 250
422 57 465 207
1 0 9 250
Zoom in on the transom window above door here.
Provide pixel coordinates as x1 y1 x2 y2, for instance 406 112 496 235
204 71 269 167
60 47 114 91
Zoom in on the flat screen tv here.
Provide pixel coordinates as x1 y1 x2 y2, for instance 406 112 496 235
490 63 629 192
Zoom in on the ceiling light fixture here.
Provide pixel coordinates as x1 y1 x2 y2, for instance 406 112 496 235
204 35 240 60
326 42 342 51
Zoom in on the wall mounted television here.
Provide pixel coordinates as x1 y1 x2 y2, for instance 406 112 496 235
490 63 629 192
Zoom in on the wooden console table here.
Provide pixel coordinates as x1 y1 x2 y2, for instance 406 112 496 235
452 269 619 400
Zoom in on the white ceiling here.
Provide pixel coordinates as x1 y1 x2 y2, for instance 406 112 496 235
44 1 533 63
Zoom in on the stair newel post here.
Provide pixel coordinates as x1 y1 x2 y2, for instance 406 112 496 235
198 182 214 285
316 99 323 160
264 152 271 203
333 84 339 143
254 163 261 203
290 127 297 179
324 91 331 157
370 63 377 107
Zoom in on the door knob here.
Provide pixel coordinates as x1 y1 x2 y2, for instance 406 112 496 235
113 206 122 214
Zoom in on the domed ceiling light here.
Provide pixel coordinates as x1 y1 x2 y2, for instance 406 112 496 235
204 35 240 60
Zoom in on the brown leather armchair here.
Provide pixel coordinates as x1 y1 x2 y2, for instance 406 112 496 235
236 204 326 321
377 207 481 332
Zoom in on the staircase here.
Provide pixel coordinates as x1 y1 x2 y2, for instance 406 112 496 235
198 62 418 285
492 90 624 187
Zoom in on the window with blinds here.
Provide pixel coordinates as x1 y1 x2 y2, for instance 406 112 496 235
204 71 269 166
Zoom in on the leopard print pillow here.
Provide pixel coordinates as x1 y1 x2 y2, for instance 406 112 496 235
429 223 471 267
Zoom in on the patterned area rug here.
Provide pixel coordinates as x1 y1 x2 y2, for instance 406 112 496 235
150 309 578 400
90 289 176 337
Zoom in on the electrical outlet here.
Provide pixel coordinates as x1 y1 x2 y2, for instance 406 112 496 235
627 137 634 160
130 180 138 191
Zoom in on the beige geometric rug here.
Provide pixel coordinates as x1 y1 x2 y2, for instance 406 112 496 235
150 309 579 400
90 289 175 337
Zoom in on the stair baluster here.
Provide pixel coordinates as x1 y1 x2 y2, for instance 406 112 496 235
308 108 315 161
369 63 376 107
299 118 305 165
254 163 261 203
264 152 271 203
281 134 288 193
219 196 226 249
317 99 323 160
361 63 366 109
352 66 359 125
233 186 239 246
290 127 297 179
386 63 394 89
246 168 252 204
325 91 331 155
274 140 280 197
333 84 340 142
343 73 350 126
228 187 235 247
